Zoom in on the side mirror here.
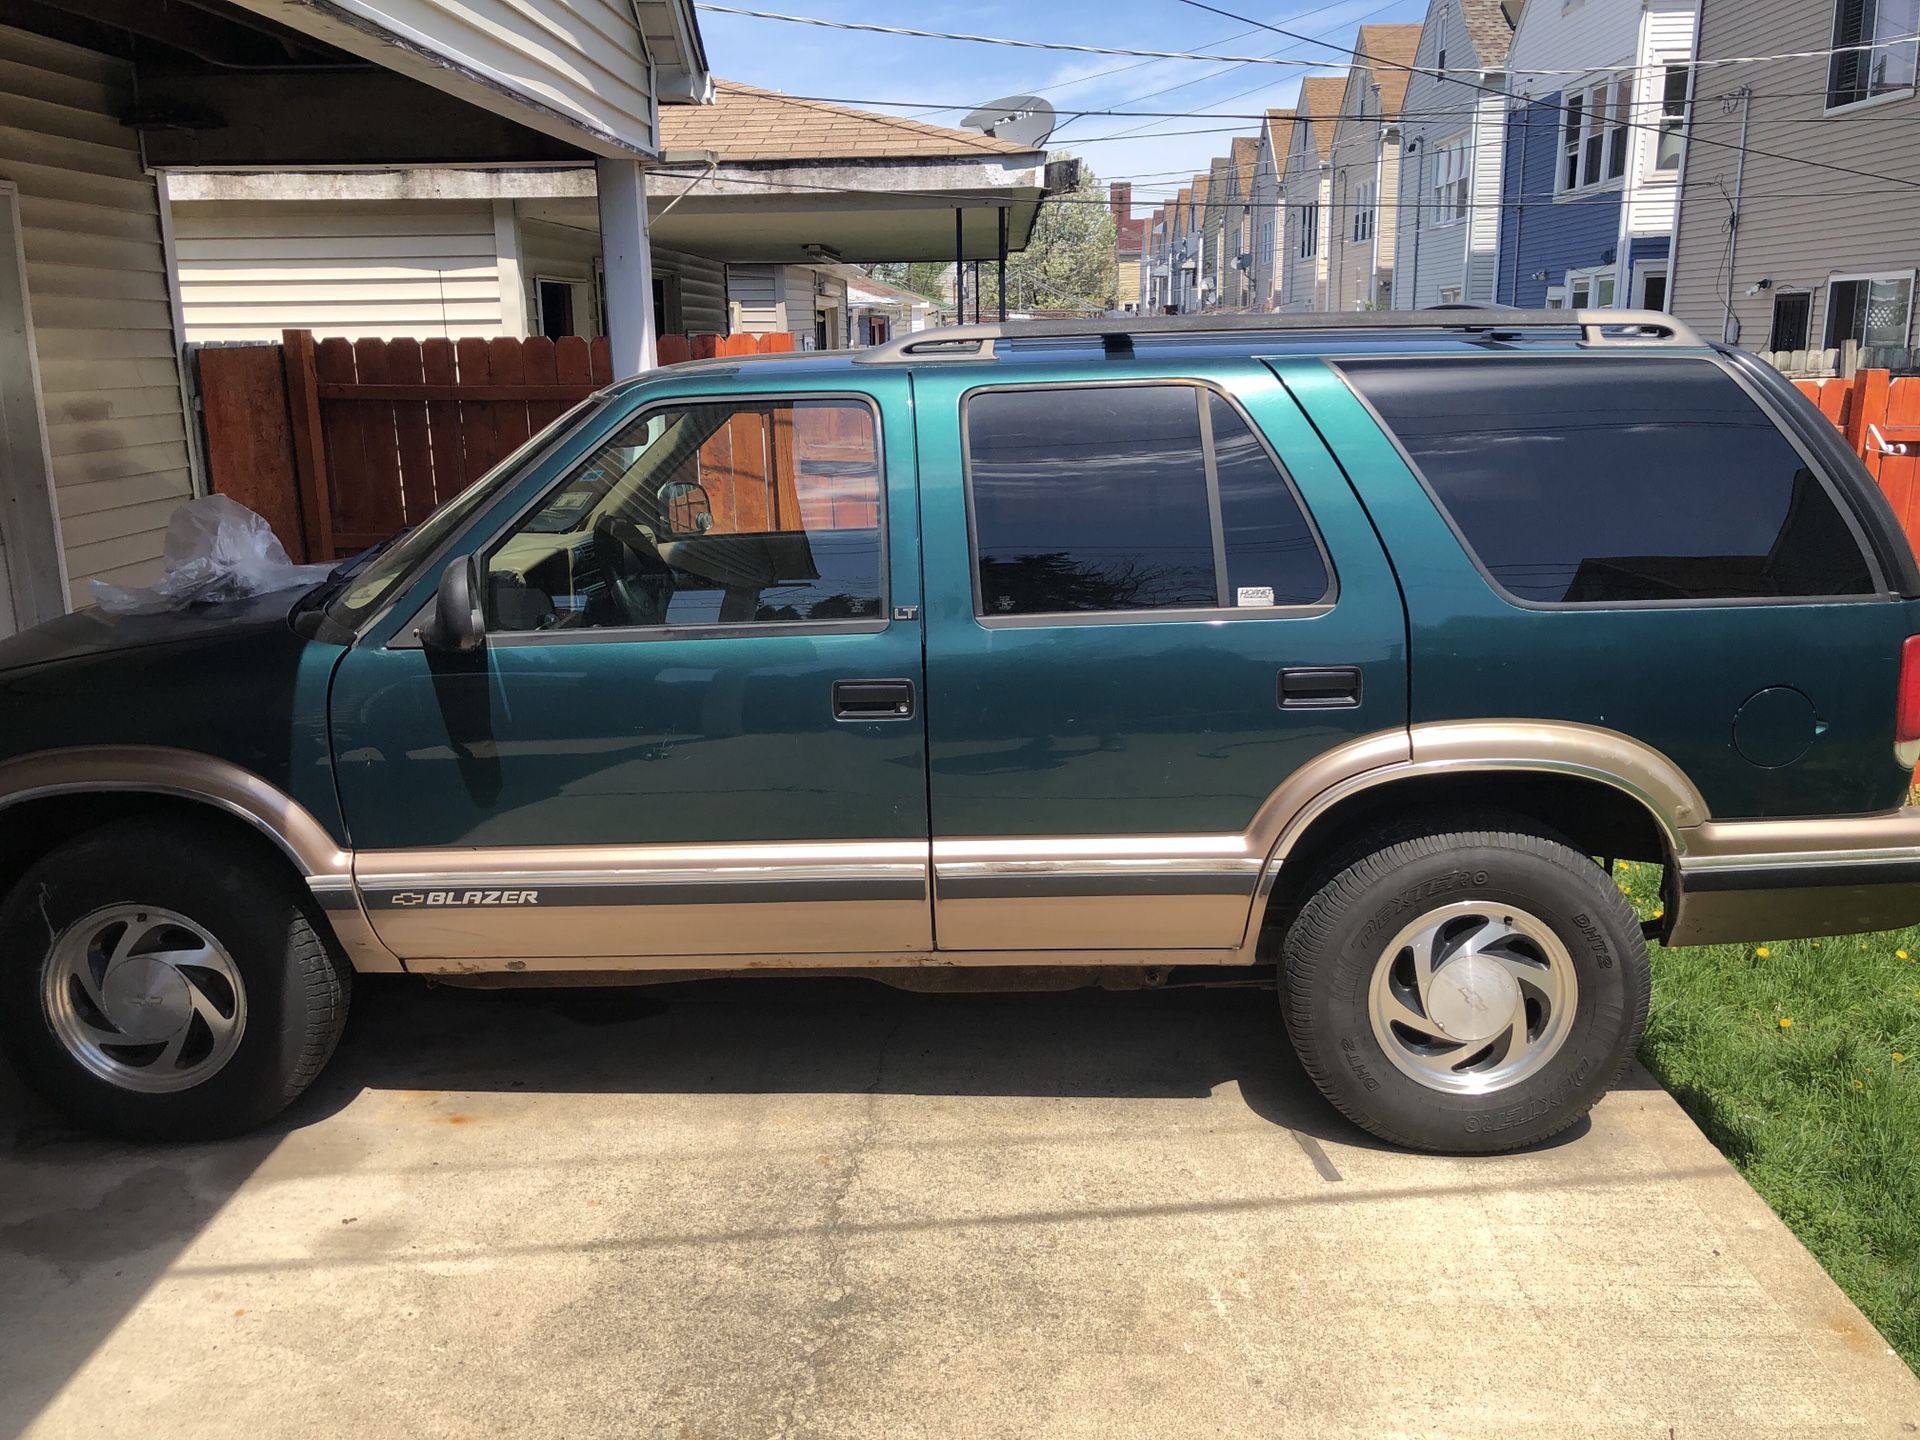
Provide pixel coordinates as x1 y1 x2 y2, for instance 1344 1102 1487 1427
417 555 485 653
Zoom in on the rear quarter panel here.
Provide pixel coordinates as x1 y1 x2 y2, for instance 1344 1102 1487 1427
1275 356 1915 821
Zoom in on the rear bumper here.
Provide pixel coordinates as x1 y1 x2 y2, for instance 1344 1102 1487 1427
1667 806 1920 945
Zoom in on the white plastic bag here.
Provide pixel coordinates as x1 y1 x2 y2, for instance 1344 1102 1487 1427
90 494 336 616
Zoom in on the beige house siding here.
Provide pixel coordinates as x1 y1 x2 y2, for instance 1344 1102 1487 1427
0 24 193 605
174 200 508 342
1671 0 1917 353
1328 78 1400 312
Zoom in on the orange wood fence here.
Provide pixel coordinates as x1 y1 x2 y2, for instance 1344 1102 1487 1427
1794 370 1920 552
198 330 795 562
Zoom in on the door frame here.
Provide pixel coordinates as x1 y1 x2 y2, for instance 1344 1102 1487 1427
0 180 68 628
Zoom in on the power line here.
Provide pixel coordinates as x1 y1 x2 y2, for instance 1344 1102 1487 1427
695 5 1920 79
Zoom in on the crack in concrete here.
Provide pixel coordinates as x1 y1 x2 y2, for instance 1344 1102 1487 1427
767 1010 906 1440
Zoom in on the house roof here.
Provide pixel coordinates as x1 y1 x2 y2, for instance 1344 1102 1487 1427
1299 77 1347 160
1457 0 1516 66
1355 24 1423 118
661 79 1036 161
834 265 935 307
1264 108 1295 163
1231 136 1259 194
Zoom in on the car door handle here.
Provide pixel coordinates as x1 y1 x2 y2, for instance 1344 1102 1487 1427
1279 666 1363 709
833 679 916 721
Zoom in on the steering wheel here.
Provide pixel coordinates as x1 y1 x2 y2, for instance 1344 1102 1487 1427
591 515 675 627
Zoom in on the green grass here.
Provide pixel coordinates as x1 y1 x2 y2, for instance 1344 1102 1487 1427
1617 861 1920 1370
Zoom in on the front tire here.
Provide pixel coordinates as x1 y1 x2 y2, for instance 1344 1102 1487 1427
0 816 350 1141
1281 822 1650 1154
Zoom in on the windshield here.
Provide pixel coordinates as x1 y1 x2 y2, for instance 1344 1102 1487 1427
323 395 611 630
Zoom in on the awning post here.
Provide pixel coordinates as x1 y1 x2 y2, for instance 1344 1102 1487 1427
954 208 965 323
597 157 657 376
997 207 1008 321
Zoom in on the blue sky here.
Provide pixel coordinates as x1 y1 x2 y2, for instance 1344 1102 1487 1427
696 1 1432 217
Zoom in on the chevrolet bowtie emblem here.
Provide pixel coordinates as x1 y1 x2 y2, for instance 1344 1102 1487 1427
390 892 426 907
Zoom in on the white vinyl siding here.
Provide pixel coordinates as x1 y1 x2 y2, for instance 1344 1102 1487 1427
174 201 505 342
656 246 726 336
0 24 193 606
228 0 662 156
727 263 783 333
1625 2 1700 237
1670 0 1919 353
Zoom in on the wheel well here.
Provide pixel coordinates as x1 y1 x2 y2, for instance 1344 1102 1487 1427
1259 770 1673 940
0 792 304 912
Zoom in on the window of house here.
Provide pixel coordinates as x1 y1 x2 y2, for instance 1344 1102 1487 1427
1769 291 1814 352
964 385 1330 618
1439 286 1464 304
1656 64 1691 171
1565 265 1617 308
1431 136 1470 224
1352 182 1376 243
1340 357 1875 604
1560 77 1632 191
1825 271 1917 348
1828 0 1920 110
485 397 885 633
1300 202 1319 257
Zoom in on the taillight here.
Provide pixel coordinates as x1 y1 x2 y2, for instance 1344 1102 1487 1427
1898 634 1920 768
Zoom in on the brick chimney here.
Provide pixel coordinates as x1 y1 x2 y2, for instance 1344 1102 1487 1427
1109 181 1132 226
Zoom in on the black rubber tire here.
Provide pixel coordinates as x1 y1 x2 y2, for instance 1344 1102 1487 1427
1280 823 1650 1154
0 815 350 1141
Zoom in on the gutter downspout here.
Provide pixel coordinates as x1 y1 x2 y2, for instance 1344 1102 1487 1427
1406 138 1423 309
1371 112 1391 308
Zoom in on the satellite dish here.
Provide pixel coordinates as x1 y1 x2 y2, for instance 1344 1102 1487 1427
961 94 1057 149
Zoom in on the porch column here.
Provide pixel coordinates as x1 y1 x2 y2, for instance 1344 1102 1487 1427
596 157 657 376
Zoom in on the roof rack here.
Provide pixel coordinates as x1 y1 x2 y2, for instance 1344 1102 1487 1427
849 308 1703 364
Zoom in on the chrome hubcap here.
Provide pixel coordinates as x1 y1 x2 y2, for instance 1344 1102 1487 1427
42 906 247 1094
1366 900 1577 1095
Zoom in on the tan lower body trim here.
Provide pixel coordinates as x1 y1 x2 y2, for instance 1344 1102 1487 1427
407 947 1250 976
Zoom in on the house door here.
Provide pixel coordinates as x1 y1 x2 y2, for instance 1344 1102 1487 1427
0 182 64 638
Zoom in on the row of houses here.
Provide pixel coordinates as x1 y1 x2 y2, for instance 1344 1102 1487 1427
1135 0 1920 368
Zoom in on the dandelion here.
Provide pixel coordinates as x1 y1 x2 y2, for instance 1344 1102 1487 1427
1898 949 1910 960
1895 1052 1907 1064
1778 1017 1793 1029
1854 1079 1866 1090
1756 946 1772 958
1812 941 1821 948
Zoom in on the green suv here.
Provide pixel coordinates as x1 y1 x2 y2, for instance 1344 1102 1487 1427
4 309 1918 1152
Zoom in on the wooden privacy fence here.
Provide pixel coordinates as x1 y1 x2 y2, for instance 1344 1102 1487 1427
197 329 795 563
1793 370 1920 553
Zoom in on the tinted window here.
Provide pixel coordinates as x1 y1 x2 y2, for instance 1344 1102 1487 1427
486 398 883 632
1343 358 1874 604
966 385 1329 617
1211 394 1331 606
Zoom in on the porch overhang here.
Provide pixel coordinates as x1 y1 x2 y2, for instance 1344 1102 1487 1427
164 157 1054 265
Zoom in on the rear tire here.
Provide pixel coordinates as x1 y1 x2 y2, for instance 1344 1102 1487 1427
1281 822 1649 1154
0 815 350 1141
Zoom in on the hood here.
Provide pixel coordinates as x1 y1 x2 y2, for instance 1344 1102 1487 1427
0 589 308 675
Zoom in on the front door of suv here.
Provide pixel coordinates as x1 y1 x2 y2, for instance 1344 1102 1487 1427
328 371 932 967
911 358 1409 953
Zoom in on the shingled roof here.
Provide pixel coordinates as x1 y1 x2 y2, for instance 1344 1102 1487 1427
1458 0 1515 66
1231 136 1259 194
1299 76 1347 161
1264 108 1295 164
661 80 1036 161
1355 24 1423 118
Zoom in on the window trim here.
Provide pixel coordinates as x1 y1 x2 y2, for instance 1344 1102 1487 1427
1331 351 1890 612
1825 0 1920 114
1429 133 1471 229
957 377 1338 630
1556 75 1633 198
1823 268 1918 350
418 389 895 649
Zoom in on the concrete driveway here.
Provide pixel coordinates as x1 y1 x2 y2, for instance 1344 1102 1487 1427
2 978 1916 1439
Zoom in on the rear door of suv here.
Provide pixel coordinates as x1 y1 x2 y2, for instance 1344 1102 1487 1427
910 353 1410 953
